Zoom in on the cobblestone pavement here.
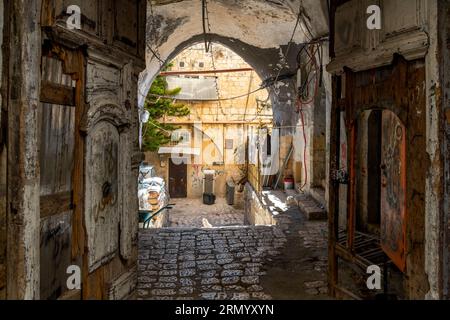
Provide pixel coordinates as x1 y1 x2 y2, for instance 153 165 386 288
259 191 329 299
138 226 286 300
166 198 245 228
138 191 330 300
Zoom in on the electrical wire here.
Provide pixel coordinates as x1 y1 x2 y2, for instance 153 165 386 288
296 98 308 192
243 71 255 121
148 1 165 67
294 41 323 192
143 86 268 102
148 46 165 67
142 0 324 179
140 2 322 115
296 43 320 108
270 2 303 89
144 119 173 135
209 44 226 119
298 5 314 42
202 0 212 53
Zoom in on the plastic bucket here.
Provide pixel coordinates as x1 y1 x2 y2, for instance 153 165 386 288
284 177 294 190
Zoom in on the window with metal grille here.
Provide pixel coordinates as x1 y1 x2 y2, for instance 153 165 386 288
171 130 191 146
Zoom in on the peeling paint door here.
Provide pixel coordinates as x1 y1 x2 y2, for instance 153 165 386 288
380 111 407 272
85 121 121 273
169 158 187 198
38 55 76 299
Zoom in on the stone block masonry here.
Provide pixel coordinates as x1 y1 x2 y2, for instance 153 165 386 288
138 226 286 300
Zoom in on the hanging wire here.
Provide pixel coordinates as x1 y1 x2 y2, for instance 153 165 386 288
294 41 323 192
202 0 212 53
269 2 303 89
296 43 321 107
140 0 326 129
142 86 268 102
148 1 165 67
298 3 314 42
209 44 226 119
140 1 316 110
236 2 305 125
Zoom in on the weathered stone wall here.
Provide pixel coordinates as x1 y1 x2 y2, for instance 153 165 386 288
145 43 273 200
244 183 276 226
168 43 270 115
146 122 259 200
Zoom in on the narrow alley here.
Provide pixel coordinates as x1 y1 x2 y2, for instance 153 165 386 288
2 0 450 304
138 191 328 300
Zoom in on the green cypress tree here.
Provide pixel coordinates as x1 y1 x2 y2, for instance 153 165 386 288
142 66 190 152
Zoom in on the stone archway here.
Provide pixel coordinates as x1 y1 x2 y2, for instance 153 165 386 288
140 0 330 128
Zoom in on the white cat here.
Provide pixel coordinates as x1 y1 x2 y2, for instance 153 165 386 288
286 196 297 207
202 218 213 228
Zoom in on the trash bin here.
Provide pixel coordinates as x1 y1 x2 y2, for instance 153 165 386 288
226 181 235 205
203 193 216 205
284 177 294 190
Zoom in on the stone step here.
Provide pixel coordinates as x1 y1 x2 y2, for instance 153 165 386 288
309 187 326 208
295 194 327 221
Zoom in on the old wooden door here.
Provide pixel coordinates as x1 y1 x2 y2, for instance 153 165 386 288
39 54 77 299
169 158 187 198
380 110 407 272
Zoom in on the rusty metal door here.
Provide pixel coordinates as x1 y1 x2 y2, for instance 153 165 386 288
169 158 187 198
380 110 407 272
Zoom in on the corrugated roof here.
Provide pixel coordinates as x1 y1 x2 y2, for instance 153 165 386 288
166 76 219 101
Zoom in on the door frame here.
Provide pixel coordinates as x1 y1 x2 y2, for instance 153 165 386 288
328 56 428 299
39 41 87 299
168 158 188 198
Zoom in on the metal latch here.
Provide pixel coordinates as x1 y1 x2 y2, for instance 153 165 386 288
331 169 349 185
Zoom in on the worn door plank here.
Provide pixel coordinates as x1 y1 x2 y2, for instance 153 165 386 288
40 192 72 219
380 111 407 272
40 81 75 106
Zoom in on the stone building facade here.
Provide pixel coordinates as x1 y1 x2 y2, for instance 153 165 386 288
145 43 273 199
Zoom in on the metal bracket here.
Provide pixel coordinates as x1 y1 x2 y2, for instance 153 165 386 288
331 169 349 185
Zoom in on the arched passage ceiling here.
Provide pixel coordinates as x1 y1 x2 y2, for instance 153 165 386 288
140 0 329 126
